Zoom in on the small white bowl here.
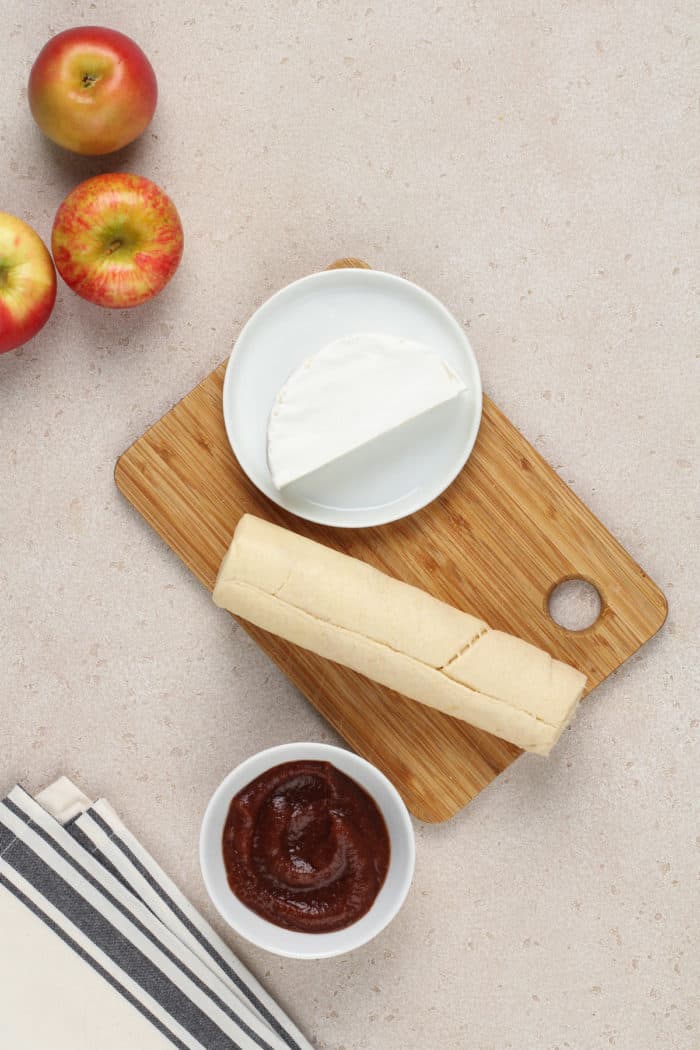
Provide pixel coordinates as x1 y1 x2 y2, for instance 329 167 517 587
199 742 416 959
222 267 483 528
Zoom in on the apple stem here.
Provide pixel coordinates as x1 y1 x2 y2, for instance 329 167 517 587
0 266 8 289
106 239 122 255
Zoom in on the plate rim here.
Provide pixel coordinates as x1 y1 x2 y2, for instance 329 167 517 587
222 267 483 528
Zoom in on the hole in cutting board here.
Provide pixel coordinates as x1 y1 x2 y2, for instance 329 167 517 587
548 579 602 631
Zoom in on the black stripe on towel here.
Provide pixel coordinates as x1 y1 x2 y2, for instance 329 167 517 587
0 820 15 855
0 871 192 1050
0 798 276 1050
66 819 138 896
86 807 304 1050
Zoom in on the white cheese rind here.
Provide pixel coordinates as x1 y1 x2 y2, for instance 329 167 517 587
267 332 466 489
213 516 587 755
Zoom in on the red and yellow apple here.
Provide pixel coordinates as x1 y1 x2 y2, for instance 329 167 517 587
28 27 157 155
52 173 183 308
0 213 57 354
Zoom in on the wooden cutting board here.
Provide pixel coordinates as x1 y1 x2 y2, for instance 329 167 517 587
115 260 667 822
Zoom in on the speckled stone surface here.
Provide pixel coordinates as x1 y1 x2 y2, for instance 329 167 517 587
1 2 698 1048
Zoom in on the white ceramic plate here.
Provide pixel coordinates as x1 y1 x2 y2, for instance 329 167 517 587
199 742 416 959
223 268 482 528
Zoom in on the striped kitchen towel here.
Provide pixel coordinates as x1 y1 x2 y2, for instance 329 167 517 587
0 778 314 1050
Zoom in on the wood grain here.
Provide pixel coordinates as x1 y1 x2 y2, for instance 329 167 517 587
114 263 667 822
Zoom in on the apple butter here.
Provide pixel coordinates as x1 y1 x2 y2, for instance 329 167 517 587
222 760 390 933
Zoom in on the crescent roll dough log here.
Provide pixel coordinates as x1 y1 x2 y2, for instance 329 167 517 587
213 515 587 755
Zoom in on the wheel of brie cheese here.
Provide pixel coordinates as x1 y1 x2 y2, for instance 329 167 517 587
267 332 467 490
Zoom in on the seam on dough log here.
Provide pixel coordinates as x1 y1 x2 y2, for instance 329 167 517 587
438 625 491 673
223 566 480 665
438 628 571 728
271 568 294 598
224 580 561 731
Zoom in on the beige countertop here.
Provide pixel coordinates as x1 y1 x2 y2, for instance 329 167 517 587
2 2 697 1047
